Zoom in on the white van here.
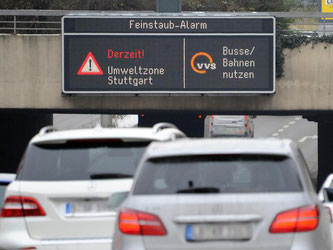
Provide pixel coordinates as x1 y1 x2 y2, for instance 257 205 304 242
205 115 254 138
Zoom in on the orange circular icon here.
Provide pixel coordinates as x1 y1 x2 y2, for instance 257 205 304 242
191 52 213 74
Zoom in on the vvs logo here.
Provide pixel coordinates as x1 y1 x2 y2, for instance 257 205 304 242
191 52 216 74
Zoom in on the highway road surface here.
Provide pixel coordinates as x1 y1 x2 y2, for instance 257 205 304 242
254 116 318 185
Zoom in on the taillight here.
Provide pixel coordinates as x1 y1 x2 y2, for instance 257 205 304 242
325 206 333 223
270 205 319 233
1 196 46 217
244 115 248 127
119 208 167 236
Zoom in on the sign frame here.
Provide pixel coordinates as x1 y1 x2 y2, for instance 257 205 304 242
320 0 333 21
62 14 276 95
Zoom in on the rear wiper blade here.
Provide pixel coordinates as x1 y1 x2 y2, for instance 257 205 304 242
90 173 133 179
176 187 220 194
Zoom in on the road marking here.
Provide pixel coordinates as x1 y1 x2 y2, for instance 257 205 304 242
272 117 302 138
298 135 318 143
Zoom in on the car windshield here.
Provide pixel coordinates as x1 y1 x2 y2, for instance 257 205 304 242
133 155 302 195
17 141 149 181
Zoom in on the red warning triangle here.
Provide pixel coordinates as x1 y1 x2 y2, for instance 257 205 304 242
77 52 103 75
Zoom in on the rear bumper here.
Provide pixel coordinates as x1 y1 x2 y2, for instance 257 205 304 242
0 218 112 250
38 238 112 250
0 236 112 250
210 126 247 137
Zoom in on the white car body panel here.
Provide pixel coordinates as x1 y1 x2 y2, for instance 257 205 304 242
0 125 185 250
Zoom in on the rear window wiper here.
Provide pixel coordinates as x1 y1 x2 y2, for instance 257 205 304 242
176 187 220 194
90 173 133 179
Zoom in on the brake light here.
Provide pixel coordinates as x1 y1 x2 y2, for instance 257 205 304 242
244 115 248 127
270 205 319 233
325 206 333 223
1 196 46 217
119 208 167 236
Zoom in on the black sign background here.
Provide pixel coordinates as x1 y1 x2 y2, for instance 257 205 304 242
62 16 275 94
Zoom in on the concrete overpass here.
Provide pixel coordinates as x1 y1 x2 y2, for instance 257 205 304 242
0 34 332 113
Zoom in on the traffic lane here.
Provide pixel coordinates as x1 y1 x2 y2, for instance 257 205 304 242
265 116 317 181
272 117 317 143
253 116 298 138
254 115 318 184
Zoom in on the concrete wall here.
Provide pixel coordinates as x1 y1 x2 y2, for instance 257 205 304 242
0 34 332 112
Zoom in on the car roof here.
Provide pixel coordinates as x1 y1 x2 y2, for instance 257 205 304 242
0 173 16 183
30 126 185 144
144 138 295 159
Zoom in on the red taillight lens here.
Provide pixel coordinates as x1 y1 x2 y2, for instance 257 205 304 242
270 205 319 233
1 196 46 217
119 209 141 235
119 208 167 236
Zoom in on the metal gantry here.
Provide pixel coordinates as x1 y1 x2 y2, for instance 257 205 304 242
0 10 333 35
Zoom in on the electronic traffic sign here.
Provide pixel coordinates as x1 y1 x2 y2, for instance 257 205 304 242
62 15 275 94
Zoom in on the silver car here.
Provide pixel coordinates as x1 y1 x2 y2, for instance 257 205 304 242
113 138 331 250
318 173 333 239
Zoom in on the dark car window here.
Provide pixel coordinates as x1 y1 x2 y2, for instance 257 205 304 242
324 188 333 202
133 155 302 195
17 141 149 181
0 183 10 207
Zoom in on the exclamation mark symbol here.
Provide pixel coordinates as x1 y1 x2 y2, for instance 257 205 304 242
89 58 92 72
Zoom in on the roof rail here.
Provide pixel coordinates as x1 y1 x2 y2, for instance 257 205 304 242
152 123 178 134
39 126 57 136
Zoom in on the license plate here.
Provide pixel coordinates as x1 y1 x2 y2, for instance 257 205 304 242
186 223 252 241
213 127 229 133
216 126 239 133
65 200 114 217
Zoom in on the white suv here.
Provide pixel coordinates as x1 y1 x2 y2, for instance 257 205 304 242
0 123 185 250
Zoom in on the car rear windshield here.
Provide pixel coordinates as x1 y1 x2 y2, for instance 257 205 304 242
17 141 149 181
133 155 302 195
